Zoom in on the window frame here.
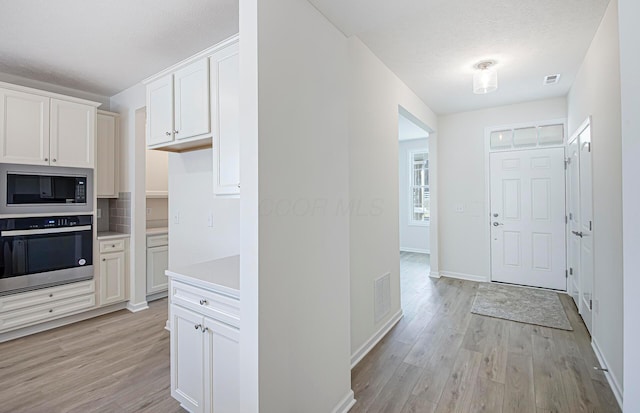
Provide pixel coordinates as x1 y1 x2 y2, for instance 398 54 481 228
408 149 430 226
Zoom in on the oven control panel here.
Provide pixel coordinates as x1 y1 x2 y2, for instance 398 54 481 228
0 215 93 231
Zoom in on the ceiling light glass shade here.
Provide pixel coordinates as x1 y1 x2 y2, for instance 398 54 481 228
473 65 498 94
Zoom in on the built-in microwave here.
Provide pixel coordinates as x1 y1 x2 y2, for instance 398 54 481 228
0 163 93 215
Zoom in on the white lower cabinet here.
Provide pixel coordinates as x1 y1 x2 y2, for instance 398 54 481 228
97 238 128 306
147 233 169 295
170 279 240 413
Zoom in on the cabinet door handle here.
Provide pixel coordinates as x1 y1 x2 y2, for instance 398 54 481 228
102 258 106 261
199 299 207 305
112 244 116 248
52 159 57 163
174 130 179 134
202 327 209 334
44 157 49 162
194 324 202 330
165 131 171 136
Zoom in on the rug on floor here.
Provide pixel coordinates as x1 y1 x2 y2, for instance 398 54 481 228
471 283 573 331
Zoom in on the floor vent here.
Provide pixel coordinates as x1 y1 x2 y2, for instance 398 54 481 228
374 273 391 323
543 74 561 85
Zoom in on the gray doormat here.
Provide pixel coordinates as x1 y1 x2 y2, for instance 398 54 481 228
471 283 572 331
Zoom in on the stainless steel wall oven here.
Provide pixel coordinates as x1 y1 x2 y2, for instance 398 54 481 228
0 215 93 295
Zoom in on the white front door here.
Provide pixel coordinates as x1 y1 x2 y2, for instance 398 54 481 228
490 148 567 290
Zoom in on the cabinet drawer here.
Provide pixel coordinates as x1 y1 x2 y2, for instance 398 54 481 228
0 294 95 332
100 239 126 253
147 234 168 248
0 280 94 313
171 280 239 328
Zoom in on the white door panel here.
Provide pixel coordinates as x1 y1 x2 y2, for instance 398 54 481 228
490 148 566 290
567 137 581 306
578 126 594 334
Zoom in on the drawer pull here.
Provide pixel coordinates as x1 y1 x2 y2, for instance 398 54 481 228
199 299 207 305
194 324 202 330
49 294 53 298
48 309 53 313
112 244 116 248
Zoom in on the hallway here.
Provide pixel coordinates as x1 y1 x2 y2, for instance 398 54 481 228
349 252 620 412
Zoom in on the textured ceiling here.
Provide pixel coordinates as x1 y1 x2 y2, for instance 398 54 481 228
0 0 238 96
308 0 610 114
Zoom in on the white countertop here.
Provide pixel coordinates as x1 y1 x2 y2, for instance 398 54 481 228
146 227 168 236
166 255 240 299
97 231 131 240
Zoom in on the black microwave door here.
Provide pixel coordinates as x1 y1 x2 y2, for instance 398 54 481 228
7 174 86 205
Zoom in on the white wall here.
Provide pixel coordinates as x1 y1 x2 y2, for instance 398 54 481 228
348 37 438 358
110 84 148 310
437 97 567 280
399 138 430 253
619 0 640 410
240 0 353 410
167 149 240 268
567 0 623 401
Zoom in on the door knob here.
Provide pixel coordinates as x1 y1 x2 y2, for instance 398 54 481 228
493 222 503 227
493 213 499 217
572 230 583 238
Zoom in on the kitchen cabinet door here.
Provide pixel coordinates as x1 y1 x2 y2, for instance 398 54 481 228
171 305 205 413
211 44 240 196
96 111 119 197
203 316 240 413
146 244 169 294
99 251 126 305
147 75 174 147
174 59 210 141
0 88 50 166
50 99 95 168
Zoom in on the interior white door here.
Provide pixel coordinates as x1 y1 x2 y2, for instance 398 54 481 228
566 136 581 306
577 124 594 334
490 148 567 290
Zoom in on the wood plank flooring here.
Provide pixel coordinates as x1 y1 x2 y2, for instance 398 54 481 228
351 252 621 413
0 252 620 412
0 299 183 413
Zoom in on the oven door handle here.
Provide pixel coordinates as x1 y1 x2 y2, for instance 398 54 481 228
1 225 92 237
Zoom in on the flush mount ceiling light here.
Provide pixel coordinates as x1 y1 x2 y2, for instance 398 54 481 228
473 60 498 94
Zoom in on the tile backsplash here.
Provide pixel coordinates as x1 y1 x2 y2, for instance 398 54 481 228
109 192 131 234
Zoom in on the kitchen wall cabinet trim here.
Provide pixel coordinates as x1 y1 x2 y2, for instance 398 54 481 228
96 110 120 197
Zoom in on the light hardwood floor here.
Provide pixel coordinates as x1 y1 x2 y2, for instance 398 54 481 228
0 299 183 413
350 252 621 413
0 254 620 412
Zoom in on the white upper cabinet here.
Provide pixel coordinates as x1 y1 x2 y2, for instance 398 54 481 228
174 59 210 141
146 60 210 151
211 43 240 196
0 83 98 168
96 111 119 198
147 75 174 147
144 36 237 153
50 99 95 168
0 88 50 166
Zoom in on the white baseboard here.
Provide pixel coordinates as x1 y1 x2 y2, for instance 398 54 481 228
592 339 623 409
351 309 403 369
146 290 168 302
429 271 441 279
331 390 356 413
0 302 128 343
126 301 149 313
439 271 489 283
400 247 430 254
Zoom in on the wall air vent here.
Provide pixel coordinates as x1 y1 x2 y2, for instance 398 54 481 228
543 74 561 85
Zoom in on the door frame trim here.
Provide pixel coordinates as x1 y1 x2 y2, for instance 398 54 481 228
484 118 567 288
